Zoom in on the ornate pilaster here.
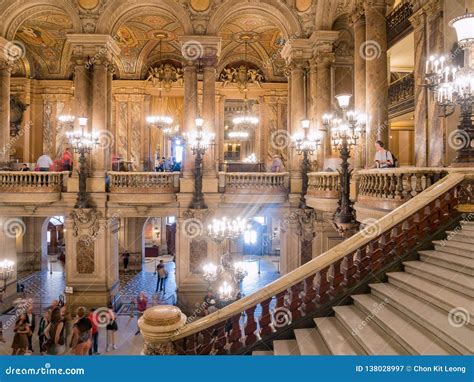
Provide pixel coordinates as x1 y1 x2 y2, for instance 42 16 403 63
364 0 390 162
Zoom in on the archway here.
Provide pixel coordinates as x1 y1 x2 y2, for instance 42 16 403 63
41 216 65 274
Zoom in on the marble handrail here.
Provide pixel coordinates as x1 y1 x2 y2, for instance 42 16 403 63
108 172 180 193
219 172 289 193
354 167 448 202
0 171 66 192
171 173 466 354
307 172 340 198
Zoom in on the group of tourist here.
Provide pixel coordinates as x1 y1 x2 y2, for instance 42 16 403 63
9 300 118 356
155 156 181 172
18 148 73 172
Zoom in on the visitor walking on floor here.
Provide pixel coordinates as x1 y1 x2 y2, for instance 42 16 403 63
37 310 50 355
11 313 30 355
70 307 92 356
105 304 118 352
26 305 36 352
135 291 148 335
44 307 65 355
88 308 100 355
156 260 168 293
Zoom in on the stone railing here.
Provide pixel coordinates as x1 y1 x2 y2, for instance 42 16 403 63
307 172 340 198
387 0 414 47
0 171 66 192
389 73 414 118
355 168 448 204
137 172 466 355
108 172 180 193
218 172 289 194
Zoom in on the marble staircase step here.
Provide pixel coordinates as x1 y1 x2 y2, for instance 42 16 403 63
370 282 473 354
294 328 331 355
445 231 474 245
273 340 300 355
252 350 274 356
419 250 474 276
332 305 408 355
386 272 473 325
433 240 474 258
403 261 474 297
352 294 454 355
314 317 366 355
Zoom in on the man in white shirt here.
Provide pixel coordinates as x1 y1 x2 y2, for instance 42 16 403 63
373 140 393 168
36 153 53 171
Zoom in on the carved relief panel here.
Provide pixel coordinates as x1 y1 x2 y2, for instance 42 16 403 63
189 239 208 274
76 236 95 274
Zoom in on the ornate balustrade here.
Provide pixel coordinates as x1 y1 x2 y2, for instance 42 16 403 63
0 171 66 192
218 172 289 194
387 0 414 47
305 172 340 213
389 73 414 118
108 172 180 193
143 173 465 355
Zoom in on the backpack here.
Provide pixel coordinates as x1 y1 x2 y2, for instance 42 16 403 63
386 151 398 168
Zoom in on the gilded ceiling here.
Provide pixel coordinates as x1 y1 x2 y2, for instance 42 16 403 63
0 0 361 80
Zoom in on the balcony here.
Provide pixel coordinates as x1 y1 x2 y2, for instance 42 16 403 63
218 172 289 203
354 168 448 221
107 171 180 206
0 171 67 204
389 73 415 119
305 172 340 213
387 0 414 48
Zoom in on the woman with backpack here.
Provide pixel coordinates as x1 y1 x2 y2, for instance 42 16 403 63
70 307 92 356
44 307 65 355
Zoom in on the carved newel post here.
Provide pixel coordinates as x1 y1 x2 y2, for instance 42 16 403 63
138 305 187 355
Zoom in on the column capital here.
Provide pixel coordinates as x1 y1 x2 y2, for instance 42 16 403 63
281 38 313 66
350 7 366 27
363 0 390 13
0 37 22 71
409 7 427 30
65 34 121 66
313 52 336 67
179 35 222 66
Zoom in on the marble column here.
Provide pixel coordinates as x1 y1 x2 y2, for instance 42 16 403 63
315 52 335 160
309 60 322 169
202 59 217 176
0 217 18 307
92 61 108 172
426 0 444 167
183 63 197 177
410 7 429 167
364 0 389 162
0 60 12 163
352 10 367 168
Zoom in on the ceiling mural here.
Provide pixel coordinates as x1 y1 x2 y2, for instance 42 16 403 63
13 11 74 78
217 14 287 81
113 12 184 78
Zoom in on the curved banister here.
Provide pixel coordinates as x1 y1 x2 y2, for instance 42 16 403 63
171 172 466 341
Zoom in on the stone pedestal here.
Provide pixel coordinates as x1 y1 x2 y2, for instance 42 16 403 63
138 305 187 355
64 209 119 311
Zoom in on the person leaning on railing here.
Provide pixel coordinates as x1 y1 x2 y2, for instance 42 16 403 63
370 140 394 169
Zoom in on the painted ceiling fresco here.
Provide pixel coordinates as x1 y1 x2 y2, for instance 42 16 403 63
114 13 184 77
14 11 74 78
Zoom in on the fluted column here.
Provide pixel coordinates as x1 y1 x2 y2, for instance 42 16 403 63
315 52 335 160
202 58 217 176
183 63 198 177
0 60 12 163
364 0 389 162
92 61 108 172
352 10 367 168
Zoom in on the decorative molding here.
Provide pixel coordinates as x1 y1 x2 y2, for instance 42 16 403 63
70 208 103 238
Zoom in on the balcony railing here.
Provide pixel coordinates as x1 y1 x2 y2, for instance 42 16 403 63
0 171 66 192
218 172 289 194
108 172 180 193
307 172 340 198
389 73 414 118
387 0 414 47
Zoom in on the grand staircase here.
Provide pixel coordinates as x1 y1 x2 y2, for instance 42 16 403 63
253 221 474 355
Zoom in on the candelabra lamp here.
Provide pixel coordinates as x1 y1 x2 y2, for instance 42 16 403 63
323 95 366 237
65 117 99 209
187 117 214 209
0 259 15 303
292 118 321 209
425 11 474 165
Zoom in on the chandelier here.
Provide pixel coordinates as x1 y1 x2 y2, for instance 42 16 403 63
65 117 100 154
187 117 215 155
207 217 246 245
292 118 321 155
228 130 249 140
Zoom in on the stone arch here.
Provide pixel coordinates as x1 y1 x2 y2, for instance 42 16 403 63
96 0 193 35
207 1 302 38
